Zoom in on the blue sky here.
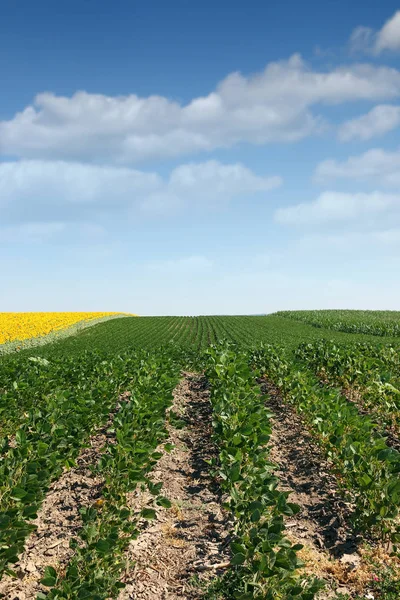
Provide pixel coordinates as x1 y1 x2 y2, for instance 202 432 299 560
2 1 400 315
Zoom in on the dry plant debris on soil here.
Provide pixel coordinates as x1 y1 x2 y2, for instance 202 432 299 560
0 393 131 600
261 379 399 599
118 375 231 600
0 376 231 600
2 311 400 600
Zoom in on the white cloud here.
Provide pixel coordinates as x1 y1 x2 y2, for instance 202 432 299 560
140 161 282 214
375 11 400 53
168 161 280 203
0 159 281 225
2 56 400 162
338 105 400 141
275 191 400 226
0 159 160 205
315 147 400 185
349 11 400 55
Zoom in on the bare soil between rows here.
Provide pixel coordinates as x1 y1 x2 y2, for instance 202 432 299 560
3 371 394 600
0 376 231 600
260 379 389 598
0 392 131 600
118 374 231 600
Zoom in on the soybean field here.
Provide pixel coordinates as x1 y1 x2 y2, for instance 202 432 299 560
1 311 400 600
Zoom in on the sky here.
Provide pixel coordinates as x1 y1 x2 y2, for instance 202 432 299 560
2 0 400 315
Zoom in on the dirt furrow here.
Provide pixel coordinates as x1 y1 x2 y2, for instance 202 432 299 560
260 380 378 598
0 392 131 600
118 374 231 600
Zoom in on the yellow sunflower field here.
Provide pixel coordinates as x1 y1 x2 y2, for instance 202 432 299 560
0 312 124 345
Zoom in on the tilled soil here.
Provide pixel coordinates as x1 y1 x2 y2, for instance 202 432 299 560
3 372 389 600
118 374 231 600
260 380 378 598
0 392 131 600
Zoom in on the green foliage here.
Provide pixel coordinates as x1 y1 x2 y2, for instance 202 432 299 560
2 311 400 595
11 314 399 360
252 344 400 544
43 352 180 599
296 340 400 435
0 348 179 583
205 341 323 599
0 353 122 577
276 310 400 338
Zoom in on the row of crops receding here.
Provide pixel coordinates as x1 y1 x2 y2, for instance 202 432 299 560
276 310 400 338
1 311 400 598
9 312 400 359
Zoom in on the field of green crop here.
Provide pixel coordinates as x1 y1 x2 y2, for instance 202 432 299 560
276 309 400 337
1 311 400 599
17 313 400 358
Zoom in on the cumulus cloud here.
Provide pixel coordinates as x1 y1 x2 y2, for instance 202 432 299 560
275 191 400 226
314 147 400 185
2 56 400 162
167 161 280 204
375 11 400 53
349 11 400 55
0 160 160 205
0 159 281 224
338 105 400 141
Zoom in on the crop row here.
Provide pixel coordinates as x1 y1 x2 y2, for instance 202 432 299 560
0 357 122 577
10 313 399 363
296 340 400 438
251 344 400 545
0 352 127 440
42 352 180 599
276 310 400 338
205 342 322 599
0 348 179 585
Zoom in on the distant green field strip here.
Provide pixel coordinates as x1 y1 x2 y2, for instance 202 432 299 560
14 314 400 360
276 310 400 337
0 314 130 355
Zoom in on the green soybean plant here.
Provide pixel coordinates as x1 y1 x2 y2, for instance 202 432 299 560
251 344 400 548
205 341 323 600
